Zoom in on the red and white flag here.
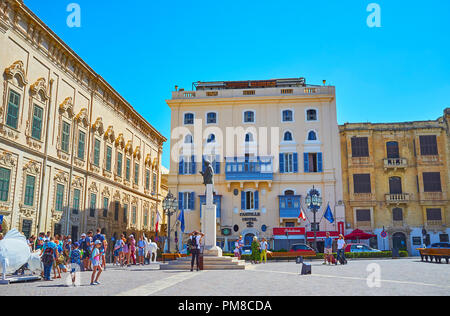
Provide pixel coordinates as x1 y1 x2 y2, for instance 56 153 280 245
298 206 306 222
155 211 161 233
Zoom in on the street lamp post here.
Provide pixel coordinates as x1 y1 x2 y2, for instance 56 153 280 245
305 186 322 252
162 191 178 253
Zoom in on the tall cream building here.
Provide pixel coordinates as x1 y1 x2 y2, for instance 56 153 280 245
167 78 345 251
0 0 166 242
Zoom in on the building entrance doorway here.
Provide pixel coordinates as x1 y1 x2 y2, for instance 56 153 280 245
392 232 407 251
244 233 255 246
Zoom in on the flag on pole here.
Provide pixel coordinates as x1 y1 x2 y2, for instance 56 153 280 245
298 205 306 222
324 203 334 224
177 209 185 233
155 211 161 234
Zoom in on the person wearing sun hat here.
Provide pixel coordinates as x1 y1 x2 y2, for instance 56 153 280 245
90 240 103 285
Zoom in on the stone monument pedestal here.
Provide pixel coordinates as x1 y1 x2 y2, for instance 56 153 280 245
201 184 222 257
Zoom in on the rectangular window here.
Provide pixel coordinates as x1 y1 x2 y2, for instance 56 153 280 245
207 112 217 124
356 209 371 221
89 193 96 217
6 90 20 129
423 172 442 192
134 163 139 184
71 226 79 240
284 153 294 173
21 219 33 239
145 169 150 190
31 104 43 140
77 131 85 160
117 152 123 177
114 201 119 221
353 174 371 193
24 175 36 206
152 172 157 193
54 223 62 236
103 197 109 217
126 158 131 181
55 184 65 212
123 204 128 223
440 234 449 243
143 209 148 227
106 146 112 172
412 237 422 246
426 208 442 221
419 135 438 156
132 206 137 225
351 137 369 157
61 121 71 152
72 189 80 214
285 221 295 228
93 139 101 166
0 167 11 202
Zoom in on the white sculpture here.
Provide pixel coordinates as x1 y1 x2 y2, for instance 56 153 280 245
146 239 158 263
0 229 36 280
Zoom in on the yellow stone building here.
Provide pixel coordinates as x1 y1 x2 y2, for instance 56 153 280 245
339 109 450 255
0 0 167 243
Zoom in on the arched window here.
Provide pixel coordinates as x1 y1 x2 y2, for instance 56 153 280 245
206 134 215 143
243 111 255 123
282 110 293 122
184 134 193 144
206 112 217 124
184 113 194 125
306 109 317 121
283 131 293 141
307 131 317 141
245 133 254 142
284 190 295 196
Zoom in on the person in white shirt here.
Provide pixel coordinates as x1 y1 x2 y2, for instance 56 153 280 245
336 234 347 264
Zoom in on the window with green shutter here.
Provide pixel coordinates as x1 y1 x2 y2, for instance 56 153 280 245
152 172 157 193
0 167 11 202
6 90 20 129
132 206 137 225
123 204 128 223
93 139 101 166
145 169 150 190
77 131 85 159
126 158 131 181
90 193 96 217
72 189 80 214
103 197 109 217
61 122 71 152
144 209 148 227
134 163 139 184
55 184 65 211
106 146 112 171
117 152 123 177
31 105 43 140
24 175 36 206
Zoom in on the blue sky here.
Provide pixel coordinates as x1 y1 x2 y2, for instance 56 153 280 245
24 0 450 168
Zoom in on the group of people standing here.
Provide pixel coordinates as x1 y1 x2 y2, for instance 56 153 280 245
112 234 154 266
233 235 269 264
323 233 347 265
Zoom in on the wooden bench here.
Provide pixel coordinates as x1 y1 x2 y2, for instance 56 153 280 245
267 251 316 260
418 248 450 264
161 253 189 262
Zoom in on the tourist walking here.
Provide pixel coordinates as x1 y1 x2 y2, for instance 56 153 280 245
336 234 347 265
137 235 145 265
324 232 336 265
90 240 103 285
189 230 204 271
69 242 82 287
93 228 106 270
40 237 58 281
128 235 137 266
114 234 125 266
259 238 268 264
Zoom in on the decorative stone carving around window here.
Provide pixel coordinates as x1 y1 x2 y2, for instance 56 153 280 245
0 151 17 212
92 117 104 136
25 78 49 150
56 97 74 161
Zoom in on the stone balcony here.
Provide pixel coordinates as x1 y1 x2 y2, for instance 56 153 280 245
385 193 410 204
383 158 407 170
353 193 374 201
422 192 444 201
426 220 444 227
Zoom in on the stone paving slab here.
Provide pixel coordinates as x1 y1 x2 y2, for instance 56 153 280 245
0 259 448 296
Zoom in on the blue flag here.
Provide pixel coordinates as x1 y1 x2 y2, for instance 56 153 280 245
324 204 334 224
178 209 185 233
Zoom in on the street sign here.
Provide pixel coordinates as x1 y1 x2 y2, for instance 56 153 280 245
381 230 387 238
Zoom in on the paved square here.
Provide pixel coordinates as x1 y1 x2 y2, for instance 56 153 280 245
0 258 448 296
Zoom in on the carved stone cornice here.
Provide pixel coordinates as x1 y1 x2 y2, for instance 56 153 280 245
75 108 89 127
29 77 49 100
22 159 40 174
92 117 104 135
4 60 28 84
59 97 74 117
0 150 17 168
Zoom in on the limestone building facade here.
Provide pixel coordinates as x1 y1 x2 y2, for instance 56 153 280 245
0 0 166 242
339 109 450 255
167 78 345 251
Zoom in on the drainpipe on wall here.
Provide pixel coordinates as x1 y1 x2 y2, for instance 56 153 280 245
37 79 54 232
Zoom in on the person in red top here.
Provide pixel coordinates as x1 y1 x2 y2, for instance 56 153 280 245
128 235 137 266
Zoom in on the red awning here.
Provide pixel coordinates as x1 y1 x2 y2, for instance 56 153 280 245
344 229 376 240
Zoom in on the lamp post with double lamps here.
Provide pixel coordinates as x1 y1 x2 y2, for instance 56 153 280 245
162 191 178 253
305 186 322 252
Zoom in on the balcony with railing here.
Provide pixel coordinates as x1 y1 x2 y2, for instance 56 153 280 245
421 192 444 201
225 157 273 181
383 158 408 170
279 195 301 218
385 193 410 204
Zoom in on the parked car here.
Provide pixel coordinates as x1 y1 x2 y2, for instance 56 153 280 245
241 245 252 255
289 243 316 256
344 243 381 253
429 242 450 248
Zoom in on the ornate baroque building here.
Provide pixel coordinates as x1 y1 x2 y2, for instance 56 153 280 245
0 0 166 241
339 109 450 255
